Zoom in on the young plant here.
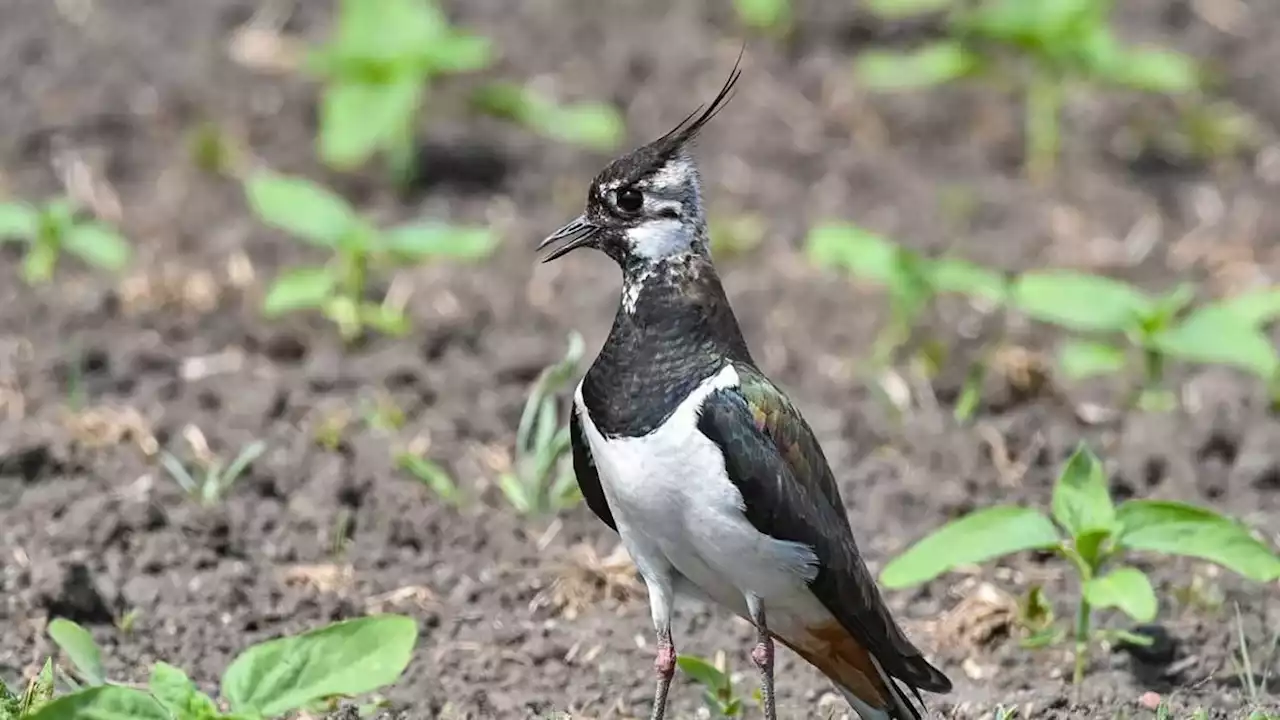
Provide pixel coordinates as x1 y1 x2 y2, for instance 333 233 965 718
397 451 463 507
675 653 757 718
471 83 625 152
731 0 793 38
35 615 417 720
806 222 1008 419
306 0 491 182
0 660 55 719
855 0 1202 181
499 332 585 516
0 199 130 284
1010 272 1280 410
160 440 266 507
244 171 495 341
880 444 1280 684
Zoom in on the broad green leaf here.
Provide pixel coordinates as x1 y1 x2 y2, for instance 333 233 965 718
1153 317 1279 379
22 659 55 713
1051 444 1116 538
676 655 729 691
1116 500 1280 582
357 301 411 337
879 506 1062 588
928 257 1008 303
805 223 900 284
1189 289 1280 328
864 0 954 18
28 686 170 720
264 267 337 315
22 242 59 284
1083 567 1157 622
0 202 38 240
960 0 1101 47
734 0 791 31
1057 339 1127 379
222 615 417 716
384 223 497 261
149 662 219 719
47 619 105 686
1107 47 1200 94
318 80 421 171
63 224 131 271
245 172 355 246
541 102 626 151
415 30 492 73
1012 271 1151 333
855 43 981 91
327 0 446 64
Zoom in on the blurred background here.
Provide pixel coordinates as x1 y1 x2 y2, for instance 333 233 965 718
1 0 1278 718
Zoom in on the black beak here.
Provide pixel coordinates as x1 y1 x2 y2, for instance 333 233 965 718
538 214 598 263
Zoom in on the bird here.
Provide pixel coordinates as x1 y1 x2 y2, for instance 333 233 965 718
536 56 953 720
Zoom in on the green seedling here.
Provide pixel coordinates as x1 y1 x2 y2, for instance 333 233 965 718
0 199 130 284
676 653 759 718
855 0 1202 181
244 171 495 341
1232 604 1280 711
397 452 463 507
307 0 491 182
160 440 266 507
472 83 625 152
880 444 1280 685
0 660 55 719
806 223 1008 419
732 0 793 37
37 615 417 720
499 332 585 517
708 214 766 261
1010 272 1280 410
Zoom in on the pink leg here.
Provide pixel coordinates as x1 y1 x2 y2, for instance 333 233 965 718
651 631 675 720
749 600 777 720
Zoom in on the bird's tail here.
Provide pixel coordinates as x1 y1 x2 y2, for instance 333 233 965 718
777 630 931 720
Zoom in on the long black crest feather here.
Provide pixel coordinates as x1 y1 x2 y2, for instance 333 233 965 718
654 46 745 151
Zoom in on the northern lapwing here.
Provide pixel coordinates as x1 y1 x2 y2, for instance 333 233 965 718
537 58 952 720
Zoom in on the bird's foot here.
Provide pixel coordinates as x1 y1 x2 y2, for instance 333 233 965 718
751 636 777 720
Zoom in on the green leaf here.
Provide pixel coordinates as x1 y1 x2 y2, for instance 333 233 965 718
734 0 791 31
928 257 1008 303
0 202 39 240
1012 271 1151 333
541 102 626 151
1153 317 1279 379
28 686 170 720
676 655 729 691
1057 339 1127 379
863 0 954 18
22 242 59 284
1106 47 1200 94
805 223 901 283
396 453 461 504
1191 289 1280 328
855 42 981 91
149 662 220 719
1116 500 1280 582
63 224 130 271
318 79 421 171
357 301 411 337
47 619 105 686
879 506 1062 588
245 172 355 246
1083 567 1158 622
415 30 493 73
1051 444 1116 539
22 659 55 713
221 615 418 716
264 267 338 316
383 223 497 261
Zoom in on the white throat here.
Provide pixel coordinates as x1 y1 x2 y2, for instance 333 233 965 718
626 218 692 260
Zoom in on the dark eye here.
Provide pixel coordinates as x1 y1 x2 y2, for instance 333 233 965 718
615 188 644 214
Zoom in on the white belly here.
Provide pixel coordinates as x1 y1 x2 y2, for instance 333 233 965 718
574 365 821 617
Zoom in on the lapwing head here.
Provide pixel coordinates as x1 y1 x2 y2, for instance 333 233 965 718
538 57 742 269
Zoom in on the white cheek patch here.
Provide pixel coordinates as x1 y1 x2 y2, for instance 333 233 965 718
626 218 693 260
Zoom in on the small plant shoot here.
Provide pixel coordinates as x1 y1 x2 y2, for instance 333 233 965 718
472 83 625 152
245 171 495 341
1011 272 1280 410
306 0 492 182
854 0 1202 181
881 444 1280 684
161 440 266 508
31 615 418 720
806 222 1008 419
676 653 760 718
500 332 585 517
0 199 131 284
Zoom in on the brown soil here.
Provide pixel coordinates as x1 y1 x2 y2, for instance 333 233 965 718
2 0 1279 718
